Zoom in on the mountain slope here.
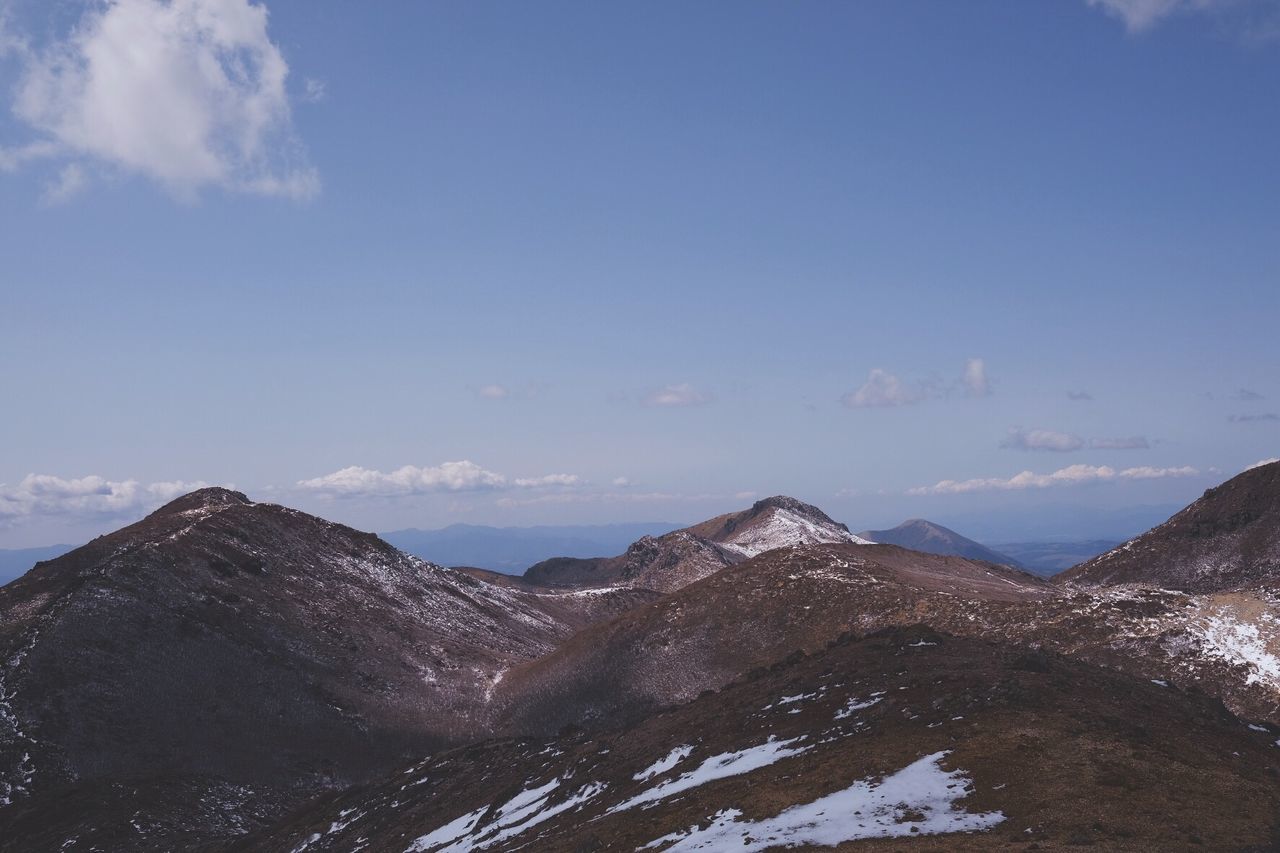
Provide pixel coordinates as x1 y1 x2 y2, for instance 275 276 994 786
1061 460 1280 592
240 626 1280 853
858 519 1021 567
524 496 868 592
0 489 647 850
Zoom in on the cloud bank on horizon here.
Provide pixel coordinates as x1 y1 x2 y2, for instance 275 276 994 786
908 464 1201 496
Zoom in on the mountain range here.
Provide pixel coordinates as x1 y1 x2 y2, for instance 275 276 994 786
1 462 1278 850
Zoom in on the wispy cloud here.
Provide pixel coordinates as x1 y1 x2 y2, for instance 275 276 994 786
1086 0 1280 37
1001 428 1086 452
644 383 711 407
1000 428 1150 452
961 358 991 398
842 368 925 408
301 78 327 104
296 461 580 497
842 360 993 409
2 0 317 200
476 384 511 400
1229 413 1280 423
1089 436 1151 450
1067 390 1094 401
513 474 580 488
908 463 1198 495
1234 388 1265 401
0 474 209 523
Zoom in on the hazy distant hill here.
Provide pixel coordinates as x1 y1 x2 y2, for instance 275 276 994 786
989 539 1122 576
381 522 680 573
0 544 75 586
857 519 1019 567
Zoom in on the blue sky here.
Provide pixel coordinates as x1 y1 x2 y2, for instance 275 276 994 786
1 0 1277 547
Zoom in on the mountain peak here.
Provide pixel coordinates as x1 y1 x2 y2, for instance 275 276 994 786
748 495 840 524
149 486 252 517
857 518 1021 568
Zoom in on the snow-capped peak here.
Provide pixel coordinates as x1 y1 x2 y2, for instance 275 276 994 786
720 507 872 558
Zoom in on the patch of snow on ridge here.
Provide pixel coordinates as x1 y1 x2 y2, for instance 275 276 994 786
722 509 871 557
640 751 1004 851
405 777 607 852
1193 611 1280 689
609 736 809 814
635 745 695 782
835 694 883 720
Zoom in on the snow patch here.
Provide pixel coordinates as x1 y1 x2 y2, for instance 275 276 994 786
405 778 606 852
635 746 695 782
640 750 1004 851
609 736 809 814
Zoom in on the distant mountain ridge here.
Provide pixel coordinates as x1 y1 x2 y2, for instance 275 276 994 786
524 496 870 592
857 519 1020 568
0 545 76 587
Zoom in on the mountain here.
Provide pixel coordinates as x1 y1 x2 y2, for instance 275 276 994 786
857 519 1021 567
1061 460 1280 592
986 539 1122 576
0 545 75 587
524 496 869 592
241 625 1280 853
0 488 649 850
382 522 679 573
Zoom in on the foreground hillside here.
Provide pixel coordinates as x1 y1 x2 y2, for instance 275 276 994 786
0 489 649 850
244 626 1280 853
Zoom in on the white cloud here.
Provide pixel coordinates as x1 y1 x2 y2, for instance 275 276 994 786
297 461 582 497
0 473 209 523
476 384 510 400
297 462 506 496
1001 428 1086 452
1246 457 1279 471
644 383 711 407
961 357 991 397
3 0 317 200
612 477 632 487
908 463 1198 495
